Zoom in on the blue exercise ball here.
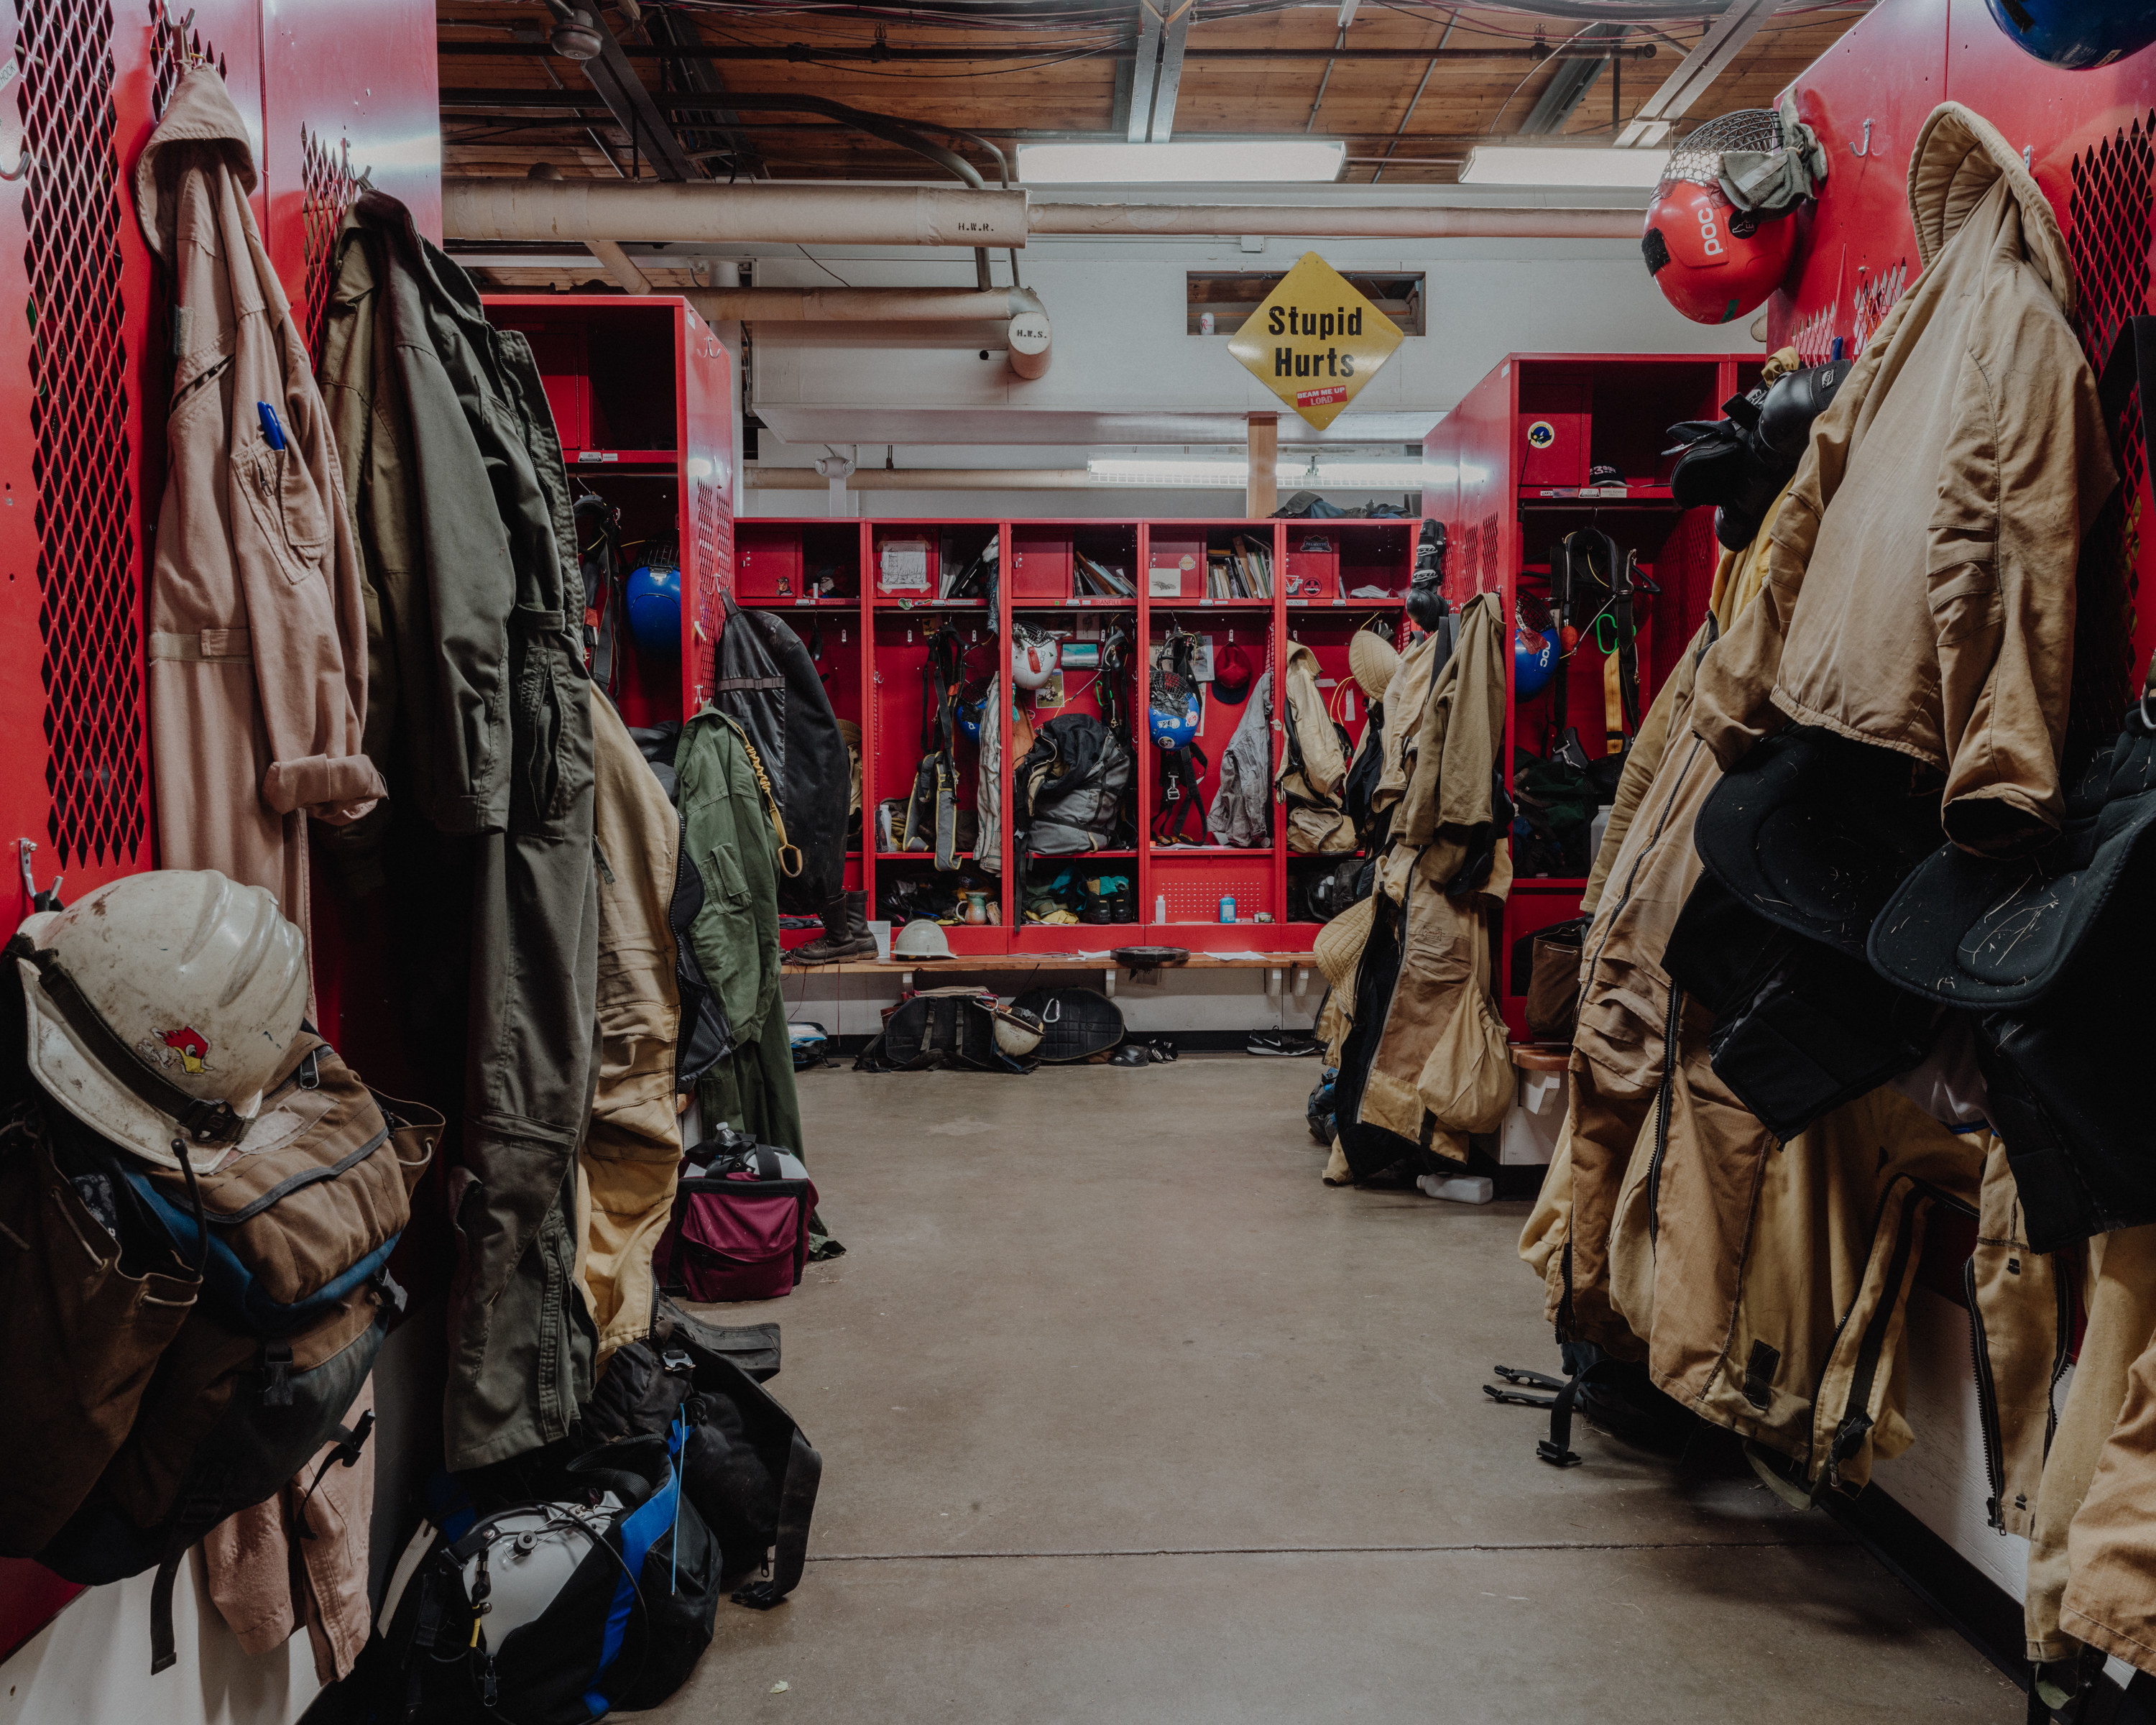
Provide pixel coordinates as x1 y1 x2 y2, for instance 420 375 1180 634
626 562 681 655
1514 625 1560 699
1985 0 2156 70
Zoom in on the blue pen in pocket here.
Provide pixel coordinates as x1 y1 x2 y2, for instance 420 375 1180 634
257 400 287 451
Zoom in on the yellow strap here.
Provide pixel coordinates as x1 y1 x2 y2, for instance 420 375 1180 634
716 714 803 878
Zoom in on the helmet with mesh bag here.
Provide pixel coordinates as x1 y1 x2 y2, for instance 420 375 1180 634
1642 110 1801 326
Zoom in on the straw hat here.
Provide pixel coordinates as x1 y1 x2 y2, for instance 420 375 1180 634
1348 629 1403 703
1313 893 1377 990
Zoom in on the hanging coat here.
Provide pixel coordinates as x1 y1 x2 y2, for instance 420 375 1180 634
676 709 804 1156
1206 669 1273 847
1691 104 2115 858
132 68 382 948
577 693 684 1370
1333 594 1510 1177
714 598 847 914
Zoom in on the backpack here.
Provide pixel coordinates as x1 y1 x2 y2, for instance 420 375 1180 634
854 988 1026 1074
1 1022 432 1673
347 1425 717 1724
1014 714 1132 857
653 1136 819 1302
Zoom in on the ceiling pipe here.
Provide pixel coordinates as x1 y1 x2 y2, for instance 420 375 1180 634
442 178 1032 249
443 177 1642 248
1028 203 1641 239
683 285 1053 379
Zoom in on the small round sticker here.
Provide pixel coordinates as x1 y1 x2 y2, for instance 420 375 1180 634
1526 420 1557 450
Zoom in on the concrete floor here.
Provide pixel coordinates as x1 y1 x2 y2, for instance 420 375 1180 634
652 1055 2019 1723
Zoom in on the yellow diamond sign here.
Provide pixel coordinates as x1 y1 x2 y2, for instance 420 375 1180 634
1227 252 1404 431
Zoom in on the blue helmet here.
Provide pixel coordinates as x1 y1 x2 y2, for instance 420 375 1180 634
1514 623 1560 699
954 694 984 743
626 562 681 655
1149 680 1202 750
1985 0 2156 68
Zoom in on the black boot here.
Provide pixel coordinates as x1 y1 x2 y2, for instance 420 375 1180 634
791 891 877 965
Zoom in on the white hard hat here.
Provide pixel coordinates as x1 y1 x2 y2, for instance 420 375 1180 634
14 869 310 1172
891 918 953 961
1011 628 1059 691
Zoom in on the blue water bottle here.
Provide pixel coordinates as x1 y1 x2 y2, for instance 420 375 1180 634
1219 896 1237 924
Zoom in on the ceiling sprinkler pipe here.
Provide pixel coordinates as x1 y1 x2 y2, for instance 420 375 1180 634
442 178 1031 249
682 286 1051 379
1027 203 1642 239
444 178 1646 250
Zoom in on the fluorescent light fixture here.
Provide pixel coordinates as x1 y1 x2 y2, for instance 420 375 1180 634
1018 140 1345 185
1458 146 1664 189
1085 456 1435 489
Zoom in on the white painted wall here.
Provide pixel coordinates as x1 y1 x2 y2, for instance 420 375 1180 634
743 231 1741 464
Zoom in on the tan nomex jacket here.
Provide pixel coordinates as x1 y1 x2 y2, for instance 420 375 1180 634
577 693 685 1369
1520 517 1779 1349
1692 103 2116 857
1353 593 1511 1156
133 69 382 947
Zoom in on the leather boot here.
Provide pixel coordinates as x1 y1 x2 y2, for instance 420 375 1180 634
791 891 877 965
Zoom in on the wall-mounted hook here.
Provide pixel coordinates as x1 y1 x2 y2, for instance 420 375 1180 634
18 839 60 912
1850 119 1874 158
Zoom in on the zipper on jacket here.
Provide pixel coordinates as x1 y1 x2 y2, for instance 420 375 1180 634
2045 1241 2074 1465
1645 983 1686 1245
1816 1179 1976 1497
1961 1254 2008 1532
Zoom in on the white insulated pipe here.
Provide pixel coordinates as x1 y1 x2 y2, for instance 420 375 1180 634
442 177 1641 249
1027 203 1641 239
683 285 1054 379
442 178 1032 249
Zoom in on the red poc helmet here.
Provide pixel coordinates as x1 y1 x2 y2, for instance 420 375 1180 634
1641 178 1798 326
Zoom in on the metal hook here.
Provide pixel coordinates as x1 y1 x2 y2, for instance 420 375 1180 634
17 839 60 911
1850 119 1874 158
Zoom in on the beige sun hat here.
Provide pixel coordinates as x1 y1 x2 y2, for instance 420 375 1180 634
1348 629 1404 704
1313 893 1377 991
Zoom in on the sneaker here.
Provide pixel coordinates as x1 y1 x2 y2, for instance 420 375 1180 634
1247 1030 1322 1057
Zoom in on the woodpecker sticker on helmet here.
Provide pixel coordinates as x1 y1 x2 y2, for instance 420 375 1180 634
142 1026 214 1077
1227 252 1404 430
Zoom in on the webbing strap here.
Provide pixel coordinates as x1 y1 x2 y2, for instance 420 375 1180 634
6 937 248 1149
732 1427 822 1609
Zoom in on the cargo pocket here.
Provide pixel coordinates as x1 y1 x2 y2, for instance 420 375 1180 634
512 630 590 836
1928 562 2004 648
234 443 330 583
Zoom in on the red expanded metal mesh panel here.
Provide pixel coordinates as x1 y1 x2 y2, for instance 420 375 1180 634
19 0 144 870
2067 111 2154 739
299 123 355 359
690 474 719 706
